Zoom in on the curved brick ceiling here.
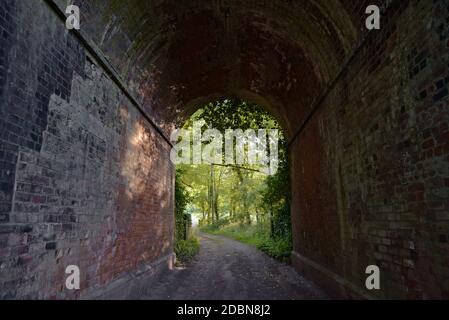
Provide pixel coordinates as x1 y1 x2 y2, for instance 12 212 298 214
74 0 383 135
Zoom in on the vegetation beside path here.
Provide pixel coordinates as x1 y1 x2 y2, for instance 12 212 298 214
202 223 292 263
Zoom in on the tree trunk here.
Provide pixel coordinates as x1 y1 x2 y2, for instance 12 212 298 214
269 206 274 238
209 164 216 224
256 207 259 224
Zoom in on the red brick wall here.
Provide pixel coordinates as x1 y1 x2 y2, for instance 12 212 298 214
1 0 448 299
292 0 449 299
0 0 174 299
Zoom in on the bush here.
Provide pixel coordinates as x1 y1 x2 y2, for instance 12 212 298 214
175 237 200 263
175 171 192 242
256 237 292 263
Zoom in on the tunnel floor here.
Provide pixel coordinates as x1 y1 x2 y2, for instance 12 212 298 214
137 233 327 300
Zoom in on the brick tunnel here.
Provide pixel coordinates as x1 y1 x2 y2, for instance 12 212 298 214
0 0 449 299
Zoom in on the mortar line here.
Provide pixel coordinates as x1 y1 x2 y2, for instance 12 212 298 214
43 0 173 148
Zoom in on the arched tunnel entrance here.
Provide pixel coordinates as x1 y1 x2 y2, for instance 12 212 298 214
0 0 448 300
167 97 307 300
173 97 291 245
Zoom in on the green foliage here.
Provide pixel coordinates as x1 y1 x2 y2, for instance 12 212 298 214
175 171 200 264
187 99 287 168
190 99 281 131
175 237 200 263
257 237 292 262
176 170 191 217
205 223 292 262
204 223 265 246
262 159 292 241
200 218 230 233
178 98 292 262
175 170 192 241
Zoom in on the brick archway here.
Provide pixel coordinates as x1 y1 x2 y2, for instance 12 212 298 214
0 0 448 299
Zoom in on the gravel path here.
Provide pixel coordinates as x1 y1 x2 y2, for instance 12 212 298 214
139 233 328 300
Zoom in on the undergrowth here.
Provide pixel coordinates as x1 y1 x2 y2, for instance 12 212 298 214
175 236 200 264
202 223 292 263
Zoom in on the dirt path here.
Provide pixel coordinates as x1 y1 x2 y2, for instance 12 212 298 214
139 233 327 300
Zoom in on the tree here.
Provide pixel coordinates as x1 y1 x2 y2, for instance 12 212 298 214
177 98 290 244
175 170 192 241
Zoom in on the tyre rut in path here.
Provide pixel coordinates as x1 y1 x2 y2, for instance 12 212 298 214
139 233 328 300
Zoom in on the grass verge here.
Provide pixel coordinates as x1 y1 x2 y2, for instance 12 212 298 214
202 224 292 263
175 236 200 264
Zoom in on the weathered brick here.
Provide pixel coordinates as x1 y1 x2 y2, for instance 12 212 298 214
0 0 447 301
